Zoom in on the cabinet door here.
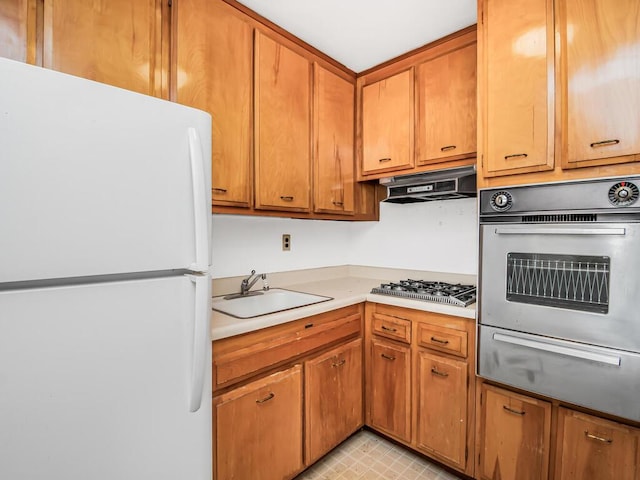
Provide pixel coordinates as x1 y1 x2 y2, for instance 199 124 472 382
361 69 414 174
478 384 551 480
42 0 163 97
416 351 467 469
313 63 355 215
255 31 311 212
369 338 411 442
480 0 554 176
416 42 477 165
558 0 640 169
214 365 303 480
0 0 31 62
555 407 640 480
174 0 252 207
305 338 363 464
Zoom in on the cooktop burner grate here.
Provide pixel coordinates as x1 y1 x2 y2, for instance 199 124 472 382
371 280 476 307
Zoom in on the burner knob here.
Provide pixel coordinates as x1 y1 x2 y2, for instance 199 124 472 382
608 181 639 206
490 191 513 212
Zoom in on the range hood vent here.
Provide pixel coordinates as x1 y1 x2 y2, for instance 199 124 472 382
380 165 477 203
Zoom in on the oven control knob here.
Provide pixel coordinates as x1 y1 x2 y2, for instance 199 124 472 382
608 181 639 206
490 191 513 211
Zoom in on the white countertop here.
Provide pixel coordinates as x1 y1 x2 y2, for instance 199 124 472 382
211 267 476 340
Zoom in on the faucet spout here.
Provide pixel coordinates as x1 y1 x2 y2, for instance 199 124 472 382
241 270 267 295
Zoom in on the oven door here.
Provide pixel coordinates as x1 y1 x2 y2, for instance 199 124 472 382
479 222 640 353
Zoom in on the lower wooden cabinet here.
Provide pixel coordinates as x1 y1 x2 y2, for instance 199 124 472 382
214 365 303 480
555 407 640 480
477 384 551 480
304 338 363 464
416 350 467 469
369 338 412 442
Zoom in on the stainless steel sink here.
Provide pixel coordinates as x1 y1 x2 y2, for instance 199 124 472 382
211 288 333 319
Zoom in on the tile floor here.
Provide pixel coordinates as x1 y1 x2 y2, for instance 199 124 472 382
294 429 464 480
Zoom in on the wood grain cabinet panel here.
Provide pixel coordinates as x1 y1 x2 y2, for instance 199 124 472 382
416 41 477 165
0 0 31 62
255 31 311 212
173 0 252 207
304 338 363 464
42 0 164 97
369 338 411 442
479 0 554 177
214 365 303 480
361 68 414 175
313 63 355 215
555 407 640 480
416 351 467 469
478 384 551 480
558 0 640 169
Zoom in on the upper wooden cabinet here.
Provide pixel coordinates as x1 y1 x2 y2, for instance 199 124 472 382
416 41 477 166
173 0 252 207
42 0 165 97
558 0 640 169
313 63 355 215
479 0 554 178
254 31 311 212
361 68 414 175
0 0 32 62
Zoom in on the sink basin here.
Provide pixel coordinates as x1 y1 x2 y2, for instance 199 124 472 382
211 288 333 319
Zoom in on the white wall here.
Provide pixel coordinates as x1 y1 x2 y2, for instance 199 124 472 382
211 198 478 278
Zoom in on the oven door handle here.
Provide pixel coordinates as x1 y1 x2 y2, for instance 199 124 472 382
494 227 626 236
493 333 621 366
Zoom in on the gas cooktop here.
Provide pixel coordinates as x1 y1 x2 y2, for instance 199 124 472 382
371 280 476 307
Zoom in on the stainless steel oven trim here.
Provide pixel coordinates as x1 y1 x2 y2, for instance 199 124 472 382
494 227 626 236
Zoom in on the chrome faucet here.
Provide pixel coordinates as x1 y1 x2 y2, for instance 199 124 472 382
240 270 269 296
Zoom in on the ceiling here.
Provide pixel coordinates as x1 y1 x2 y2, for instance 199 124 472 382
236 0 478 73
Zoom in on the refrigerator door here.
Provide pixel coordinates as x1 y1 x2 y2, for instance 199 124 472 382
0 275 211 480
0 58 212 282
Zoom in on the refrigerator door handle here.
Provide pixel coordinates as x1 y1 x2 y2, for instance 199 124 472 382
188 274 210 412
188 127 209 273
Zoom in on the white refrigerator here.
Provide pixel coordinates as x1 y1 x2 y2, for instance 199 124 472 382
0 58 212 479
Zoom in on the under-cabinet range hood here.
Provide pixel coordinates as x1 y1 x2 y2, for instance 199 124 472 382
380 165 477 203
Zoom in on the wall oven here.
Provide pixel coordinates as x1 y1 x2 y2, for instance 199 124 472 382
478 176 640 421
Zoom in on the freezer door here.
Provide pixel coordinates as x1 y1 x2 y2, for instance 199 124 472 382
0 59 212 282
0 275 211 480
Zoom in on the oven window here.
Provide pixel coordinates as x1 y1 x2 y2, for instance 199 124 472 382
506 253 610 313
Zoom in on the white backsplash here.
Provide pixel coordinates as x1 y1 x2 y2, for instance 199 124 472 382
211 198 478 278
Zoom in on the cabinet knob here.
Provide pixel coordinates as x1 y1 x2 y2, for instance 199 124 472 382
332 359 346 368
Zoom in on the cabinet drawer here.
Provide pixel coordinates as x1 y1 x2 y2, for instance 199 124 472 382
372 312 411 343
213 305 361 390
417 323 467 358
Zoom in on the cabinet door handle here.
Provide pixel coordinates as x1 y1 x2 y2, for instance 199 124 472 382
585 431 613 444
381 325 398 333
381 353 396 361
304 323 314 329
213 187 228 193
332 201 344 206
332 359 346 368
256 392 275 404
440 145 456 152
280 196 294 201
430 336 449 345
504 153 528 160
590 139 620 148
503 405 525 416
430 367 449 377
378 157 392 163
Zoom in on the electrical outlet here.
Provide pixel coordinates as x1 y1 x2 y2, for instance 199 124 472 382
282 234 291 251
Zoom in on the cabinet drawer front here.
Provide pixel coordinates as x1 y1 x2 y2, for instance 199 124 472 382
417 323 467 357
372 313 411 343
214 306 361 389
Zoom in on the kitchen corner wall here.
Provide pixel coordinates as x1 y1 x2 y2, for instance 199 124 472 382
211 198 478 278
